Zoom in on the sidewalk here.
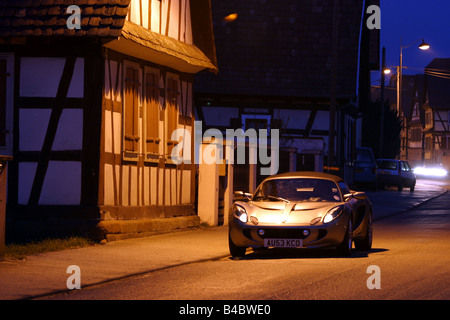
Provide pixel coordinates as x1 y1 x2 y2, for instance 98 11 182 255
0 180 447 300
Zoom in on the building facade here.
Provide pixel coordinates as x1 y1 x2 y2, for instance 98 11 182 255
422 58 450 169
0 0 217 241
194 0 379 191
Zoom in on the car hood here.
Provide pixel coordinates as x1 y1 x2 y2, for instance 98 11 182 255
237 201 342 225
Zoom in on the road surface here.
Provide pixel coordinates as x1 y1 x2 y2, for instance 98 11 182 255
40 179 450 301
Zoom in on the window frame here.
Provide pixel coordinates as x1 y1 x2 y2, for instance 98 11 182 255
122 60 142 160
143 66 161 162
165 72 180 161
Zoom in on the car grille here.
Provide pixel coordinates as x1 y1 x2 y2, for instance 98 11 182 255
258 228 309 239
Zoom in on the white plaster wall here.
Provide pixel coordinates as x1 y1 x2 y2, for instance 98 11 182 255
40 161 81 205
20 57 84 98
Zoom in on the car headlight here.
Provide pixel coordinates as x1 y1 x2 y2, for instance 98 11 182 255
323 205 344 224
232 204 248 223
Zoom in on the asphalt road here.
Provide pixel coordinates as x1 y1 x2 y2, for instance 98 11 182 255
40 179 450 301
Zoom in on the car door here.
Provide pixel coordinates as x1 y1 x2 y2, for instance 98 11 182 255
400 161 414 186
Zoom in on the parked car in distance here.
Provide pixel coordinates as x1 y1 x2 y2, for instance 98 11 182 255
376 159 416 191
354 147 378 190
229 171 373 258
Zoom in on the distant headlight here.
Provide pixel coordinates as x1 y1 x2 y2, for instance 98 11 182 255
232 204 248 223
413 167 448 177
323 205 344 224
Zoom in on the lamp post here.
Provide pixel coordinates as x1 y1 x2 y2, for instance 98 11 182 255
397 39 430 160
379 47 389 158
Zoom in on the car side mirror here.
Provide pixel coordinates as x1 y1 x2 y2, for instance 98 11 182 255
353 191 366 200
343 193 353 202
344 191 366 201
234 191 252 201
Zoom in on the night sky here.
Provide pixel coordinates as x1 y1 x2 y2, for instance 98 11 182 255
375 0 450 84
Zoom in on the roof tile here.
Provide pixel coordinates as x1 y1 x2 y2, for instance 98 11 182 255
0 0 131 38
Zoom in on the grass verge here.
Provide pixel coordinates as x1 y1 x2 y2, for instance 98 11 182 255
5 237 94 260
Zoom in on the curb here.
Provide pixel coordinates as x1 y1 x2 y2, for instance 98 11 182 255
97 215 201 242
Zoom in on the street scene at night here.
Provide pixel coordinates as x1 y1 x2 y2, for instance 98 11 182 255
1 0 450 312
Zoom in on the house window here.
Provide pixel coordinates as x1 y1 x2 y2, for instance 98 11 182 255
144 69 160 158
166 75 179 156
410 128 421 142
123 63 141 157
245 118 268 131
242 114 271 133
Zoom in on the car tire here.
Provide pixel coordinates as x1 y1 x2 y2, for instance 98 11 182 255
336 218 352 257
354 213 372 251
229 233 246 258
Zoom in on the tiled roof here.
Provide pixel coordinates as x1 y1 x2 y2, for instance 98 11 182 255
195 0 373 99
118 20 217 72
0 0 131 38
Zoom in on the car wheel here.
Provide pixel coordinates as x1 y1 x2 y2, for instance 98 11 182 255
354 213 372 251
336 218 352 256
229 233 246 258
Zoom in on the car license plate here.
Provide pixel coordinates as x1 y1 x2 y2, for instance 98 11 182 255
264 238 303 248
381 170 391 174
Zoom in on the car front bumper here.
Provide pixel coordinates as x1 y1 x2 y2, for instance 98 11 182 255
229 214 349 250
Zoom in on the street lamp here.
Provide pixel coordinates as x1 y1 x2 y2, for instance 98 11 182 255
418 40 430 50
397 38 430 160
379 47 387 158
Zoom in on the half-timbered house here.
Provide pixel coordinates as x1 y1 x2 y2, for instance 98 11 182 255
405 74 426 167
422 58 450 169
0 0 217 241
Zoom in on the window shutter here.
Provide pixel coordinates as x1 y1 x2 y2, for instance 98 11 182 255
124 66 140 153
145 72 160 154
166 77 179 155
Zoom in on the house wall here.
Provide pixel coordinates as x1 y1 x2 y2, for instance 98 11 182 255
0 53 14 157
422 107 450 169
101 49 196 220
2 45 107 241
15 56 85 206
97 1 199 221
127 0 193 44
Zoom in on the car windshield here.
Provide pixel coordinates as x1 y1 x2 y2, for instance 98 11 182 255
253 178 342 202
356 149 374 163
378 160 397 170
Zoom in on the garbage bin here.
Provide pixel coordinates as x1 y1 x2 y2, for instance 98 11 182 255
0 155 12 261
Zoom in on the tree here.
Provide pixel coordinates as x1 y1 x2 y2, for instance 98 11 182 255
362 99 401 159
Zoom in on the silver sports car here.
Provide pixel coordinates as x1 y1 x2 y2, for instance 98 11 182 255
228 171 373 257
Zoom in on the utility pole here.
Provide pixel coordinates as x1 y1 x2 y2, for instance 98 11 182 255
379 47 386 158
